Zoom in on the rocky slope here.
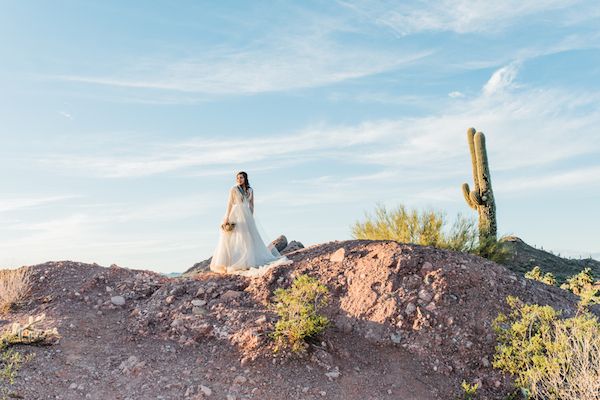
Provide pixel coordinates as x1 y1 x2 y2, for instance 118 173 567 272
501 236 600 280
2 240 593 399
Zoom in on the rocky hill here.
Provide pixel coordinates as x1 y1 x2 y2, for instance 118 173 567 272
501 236 600 280
1 240 594 399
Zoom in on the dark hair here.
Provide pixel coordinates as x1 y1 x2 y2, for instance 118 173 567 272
237 171 250 191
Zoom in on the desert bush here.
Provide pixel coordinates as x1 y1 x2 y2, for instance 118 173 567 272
560 268 599 310
1 338 35 400
471 235 512 264
525 266 557 286
0 267 32 314
271 274 330 353
352 204 511 263
1 343 26 399
352 204 477 251
460 381 479 399
493 296 600 399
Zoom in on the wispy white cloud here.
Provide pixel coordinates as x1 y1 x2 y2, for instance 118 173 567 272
482 62 520 96
340 0 589 35
58 111 73 119
34 68 600 188
497 165 600 193
52 11 433 95
0 195 81 213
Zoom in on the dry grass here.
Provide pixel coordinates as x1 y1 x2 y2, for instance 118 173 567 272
530 316 600 400
0 267 32 314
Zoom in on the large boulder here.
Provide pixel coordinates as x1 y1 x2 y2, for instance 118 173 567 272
270 235 288 252
282 240 304 254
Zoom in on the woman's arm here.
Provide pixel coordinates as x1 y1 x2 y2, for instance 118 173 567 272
249 188 254 214
223 187 234 223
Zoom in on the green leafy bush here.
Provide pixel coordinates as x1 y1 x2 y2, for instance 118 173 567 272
560 268 600 310
352 204 477 251
460 381 479 399
271 274 330 353
525 266 557 286
493 296 600 399
352 204 510 262
0 341 31 400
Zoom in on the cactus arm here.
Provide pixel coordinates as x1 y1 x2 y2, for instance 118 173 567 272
474 131 491 200
462 183 477 209
467 127 480 194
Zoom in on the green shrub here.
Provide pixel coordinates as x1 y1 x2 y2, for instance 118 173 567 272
472 235 512 264
352 204 477 251
461 381 479 399
352 204 511 263
271 274 330 353
525 266 557 286
0 341 31 400
493 296 600 399
560 268 600 310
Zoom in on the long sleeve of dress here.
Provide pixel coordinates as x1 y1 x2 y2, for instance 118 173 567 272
223 187 235 221
248 188 254 214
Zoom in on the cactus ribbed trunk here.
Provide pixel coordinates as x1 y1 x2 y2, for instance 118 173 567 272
462 127 497 242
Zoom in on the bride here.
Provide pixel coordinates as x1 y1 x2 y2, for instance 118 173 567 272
209 171 291 276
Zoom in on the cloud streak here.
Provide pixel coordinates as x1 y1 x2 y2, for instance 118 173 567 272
341 0 591 35
0 195 81 213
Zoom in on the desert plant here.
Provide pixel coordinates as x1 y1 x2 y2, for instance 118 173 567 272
0 267 32 314
271 274 330 353
560 268 600 310
352 204 477 252
525 266 557 286
462 127 497 243
529 316 600 400
472 235 512 264
352 204 511 263
1 314 60 346
1 342 27 400
461 381 480 399
493 296 600 399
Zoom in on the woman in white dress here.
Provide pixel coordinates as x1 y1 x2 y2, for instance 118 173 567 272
209 171 291 276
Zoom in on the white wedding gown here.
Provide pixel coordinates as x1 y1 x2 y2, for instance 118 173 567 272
209 185 292 276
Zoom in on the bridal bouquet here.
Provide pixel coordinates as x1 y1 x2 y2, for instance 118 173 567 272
221 222 236 232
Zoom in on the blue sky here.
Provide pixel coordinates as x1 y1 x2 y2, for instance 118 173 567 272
1 0 599 273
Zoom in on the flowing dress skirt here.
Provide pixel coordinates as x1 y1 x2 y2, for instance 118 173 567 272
209 201 291 276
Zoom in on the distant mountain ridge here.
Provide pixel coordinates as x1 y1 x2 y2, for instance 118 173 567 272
501 236 600 281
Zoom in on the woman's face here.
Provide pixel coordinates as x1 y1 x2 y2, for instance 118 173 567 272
236 174 245 185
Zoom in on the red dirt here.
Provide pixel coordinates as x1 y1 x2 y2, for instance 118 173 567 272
1 240 588 399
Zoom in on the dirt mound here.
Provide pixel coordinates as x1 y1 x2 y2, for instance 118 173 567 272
2 241 591 399
501 236 600 280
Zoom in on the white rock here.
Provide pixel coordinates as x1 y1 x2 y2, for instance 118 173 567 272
329 248 345 263
325 368 341 380
199 385 212 396
110 296 125 306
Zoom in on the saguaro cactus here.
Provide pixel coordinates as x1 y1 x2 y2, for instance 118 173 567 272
462 127 497 242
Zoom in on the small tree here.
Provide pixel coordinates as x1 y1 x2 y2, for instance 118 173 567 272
351 204 477 252
271 274 330 353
